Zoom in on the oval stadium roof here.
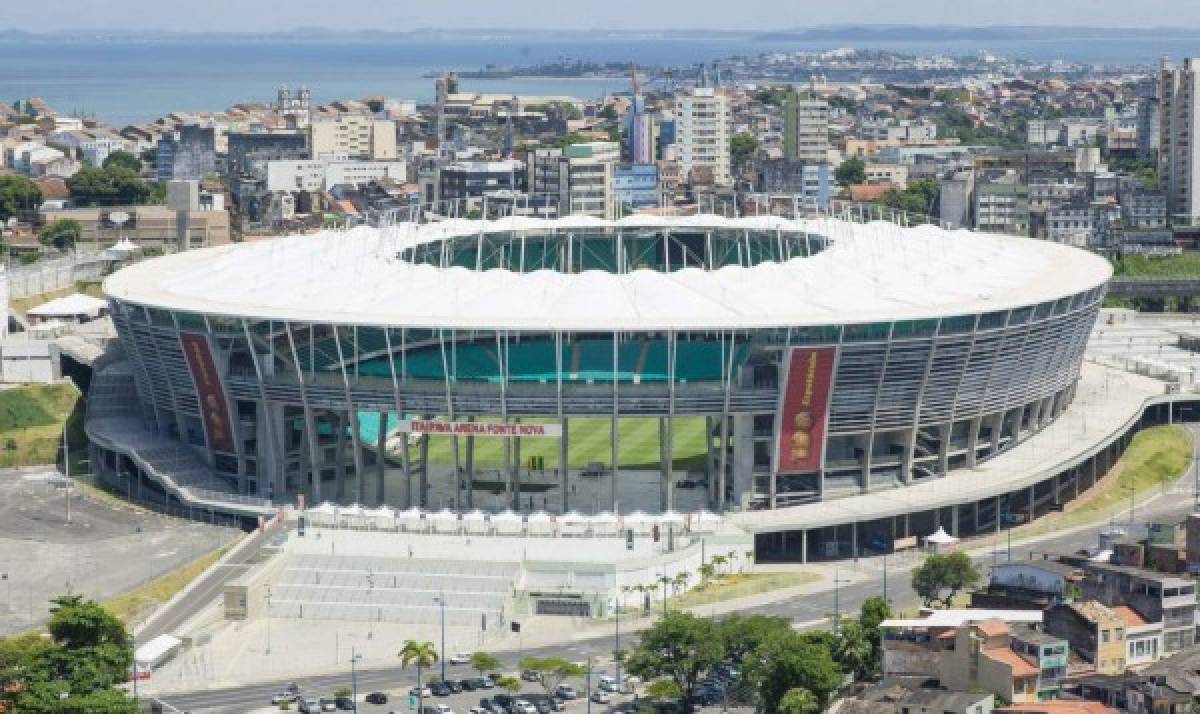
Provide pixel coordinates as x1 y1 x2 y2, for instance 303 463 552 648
103 215 1113 331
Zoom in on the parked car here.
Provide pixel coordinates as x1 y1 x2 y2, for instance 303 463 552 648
461 679 479 691
469 677 492 690
549 698 565 711
430 682 452 697
449 652 472 665
272 692 298 705
434 704 454 714
365 691 388 704
335 695 355 710
446 680 464 693
299 698 321 714
555 685 577 700
590 691 611 704
521 670 541 682
319 698 337 712
512 700 538 714
410 686 433 698
491 694 515 709
598 675 620 693
675 478 700 489
470 707 488 714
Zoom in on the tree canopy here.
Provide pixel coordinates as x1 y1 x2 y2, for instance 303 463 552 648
0 594 136 713
518 656 585 697
0 175 42 220
730 133 759 173
777 688 820 714
66 166 152 206
102 150 143 174
912 551 981 608
877 178 940 217
744 630 842 714
625 612 724 713
38 218 82 252
470 651 500 677
835 157 866 186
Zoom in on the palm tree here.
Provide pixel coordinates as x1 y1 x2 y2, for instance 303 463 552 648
672 572 691 595
711 554 728 577
698 562 716 587
400 639 439 714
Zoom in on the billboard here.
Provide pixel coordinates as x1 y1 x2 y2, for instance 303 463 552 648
775 346 836 474
396 420 563 438
179 332 237 453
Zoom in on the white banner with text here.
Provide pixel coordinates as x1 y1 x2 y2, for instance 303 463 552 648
396 419 563 438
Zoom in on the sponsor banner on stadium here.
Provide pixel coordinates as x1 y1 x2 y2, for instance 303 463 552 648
397 419 563 438
775 346 837 474
179 332 237 454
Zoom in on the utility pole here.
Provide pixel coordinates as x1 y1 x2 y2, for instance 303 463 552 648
586 655 592 714
265 585 272 655
438 591 446 682
882 553 888 603
62 428 71 524
614 599 621 692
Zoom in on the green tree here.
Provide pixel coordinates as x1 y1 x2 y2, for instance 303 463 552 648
730 133 759 173
878 178 940 218
496 675 522 695
554 132 591 148
399 640 439 714
777 688 820 714
600 104 618 121
519 656 585 697
746 630 842 714
718 614 789 666
833 618 875 680
754 87 791 107
859 595 892 657
38 218 82 252
645 679 682 700
624 612 724 714
835 157 866 186
102 150 142 174
911 551 981 608
66 166 152 206
470 651 500 679
0 175 41 221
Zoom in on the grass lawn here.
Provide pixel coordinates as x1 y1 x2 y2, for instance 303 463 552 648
1014 425 1192 540
0 383 83 468
666 571 821 609
103 542 233 624
421 416 710 472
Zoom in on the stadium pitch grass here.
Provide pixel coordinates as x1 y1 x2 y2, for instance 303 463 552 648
421 416 710 472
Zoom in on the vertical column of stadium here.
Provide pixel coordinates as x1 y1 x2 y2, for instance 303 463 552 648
384 328 411 508
438 328 462 510
611 331 620 513
333 325 366 504
284 321 323 504
240 318 285 503
556 330 568 512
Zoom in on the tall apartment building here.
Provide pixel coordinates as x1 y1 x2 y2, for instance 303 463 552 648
1159 57 1200 224
783 91 830 163
527 142 617 218
1137 76 1161 160
309 116 398 161
673 88 732 186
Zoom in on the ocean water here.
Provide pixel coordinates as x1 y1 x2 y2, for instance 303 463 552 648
0 35 1193 126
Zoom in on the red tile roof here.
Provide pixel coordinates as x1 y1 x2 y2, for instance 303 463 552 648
982 647 1039 677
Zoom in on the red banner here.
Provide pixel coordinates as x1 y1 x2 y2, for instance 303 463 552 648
180 332 236 453
776 346 836 474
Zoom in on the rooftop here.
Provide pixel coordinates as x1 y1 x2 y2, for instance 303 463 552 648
983 646 1040 677
103 215 1111 332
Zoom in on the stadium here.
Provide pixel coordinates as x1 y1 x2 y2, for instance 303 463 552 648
88 212 1113 549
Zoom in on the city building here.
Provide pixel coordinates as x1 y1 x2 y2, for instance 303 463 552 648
264 159 406 193
753 159 833 209
1044 601 1128 675
42 204 230 247
1080 562 1197 654
613 164 659 210
1158 57 1200 225
975 175 1031 235
437 159 526 203
940 621 1067 704
839 678 994 714
309 116 398 161
527 146 615 218
226 131 309 179
674 88 732 186
156 125 217 181
783 91 831 163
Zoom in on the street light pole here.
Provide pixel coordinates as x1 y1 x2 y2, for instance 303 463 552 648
62 428 71 524
265 584 272 655
351 647 362 714
614 599 621 693
438 591 446 682
586 655 592 714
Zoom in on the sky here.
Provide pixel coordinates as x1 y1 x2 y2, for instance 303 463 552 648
6 0 1200 32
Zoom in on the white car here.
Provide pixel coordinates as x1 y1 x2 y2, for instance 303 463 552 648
410 686 433 698
555 685 578 700
435 704 455 714
590 691 611 704
448 653 472 665
513 701 537 714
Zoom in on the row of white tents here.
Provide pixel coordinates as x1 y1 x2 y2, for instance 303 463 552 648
301 503 723 536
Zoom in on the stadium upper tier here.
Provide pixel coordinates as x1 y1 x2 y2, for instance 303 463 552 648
104 215 1113 332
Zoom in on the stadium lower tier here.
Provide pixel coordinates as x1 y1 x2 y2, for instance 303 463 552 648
100 279 1101 514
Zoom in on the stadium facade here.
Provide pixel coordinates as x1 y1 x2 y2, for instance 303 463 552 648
94 214 1111 524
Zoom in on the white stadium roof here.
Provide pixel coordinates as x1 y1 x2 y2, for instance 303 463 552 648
103 216 1112 331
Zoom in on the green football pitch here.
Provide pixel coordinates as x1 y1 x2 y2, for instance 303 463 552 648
361 414 710 472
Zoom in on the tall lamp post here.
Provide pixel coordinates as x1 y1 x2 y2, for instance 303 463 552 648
350 647 363 713
434 591 446 681
265 584 273 655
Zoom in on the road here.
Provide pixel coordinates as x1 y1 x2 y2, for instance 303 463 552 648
150 474 1198 714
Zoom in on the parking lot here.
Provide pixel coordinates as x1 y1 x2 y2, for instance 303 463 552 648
247 661 746 714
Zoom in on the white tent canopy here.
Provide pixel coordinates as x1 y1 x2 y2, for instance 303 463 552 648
27 293 107 320
924 527 959 545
